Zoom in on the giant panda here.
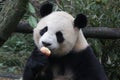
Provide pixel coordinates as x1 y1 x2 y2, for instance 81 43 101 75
22 2 107 80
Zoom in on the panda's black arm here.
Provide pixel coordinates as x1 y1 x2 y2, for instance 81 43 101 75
23 47 48 80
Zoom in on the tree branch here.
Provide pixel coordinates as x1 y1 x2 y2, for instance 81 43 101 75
83 27 120 39
16 22 33 33
15 22 120 39
0 0 29 47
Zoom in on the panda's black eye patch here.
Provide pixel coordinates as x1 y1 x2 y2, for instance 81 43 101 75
40 26 48 36
56 31 64 43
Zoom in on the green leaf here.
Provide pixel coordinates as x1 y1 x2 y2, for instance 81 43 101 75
0 63 3 67
8 67 16 72
28 2 36 14
107 56 112 64
102 0 108 4
28 16 37 28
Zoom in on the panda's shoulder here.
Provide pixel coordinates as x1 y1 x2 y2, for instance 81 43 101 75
71 46 94 55
68 46 96 61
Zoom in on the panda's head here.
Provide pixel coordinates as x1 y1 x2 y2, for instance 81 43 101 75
33 2 88 56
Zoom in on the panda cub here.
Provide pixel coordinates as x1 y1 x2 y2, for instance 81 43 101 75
23 2 107 80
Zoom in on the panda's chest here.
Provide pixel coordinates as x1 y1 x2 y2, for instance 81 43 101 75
48 55 74 80
52 65 74 80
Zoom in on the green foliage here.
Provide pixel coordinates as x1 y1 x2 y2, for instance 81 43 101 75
101 39 120 80
54 0 120 28
0 34 33 74
28 2 36 14
0 52 26 74
1 34 34 52
27 2 38 28
0 0 5 11
28 15 37 28
27 2 37 28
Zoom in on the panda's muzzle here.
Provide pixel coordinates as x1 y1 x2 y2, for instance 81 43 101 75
42 41 51 47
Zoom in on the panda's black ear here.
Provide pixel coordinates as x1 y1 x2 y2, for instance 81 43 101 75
39 1 53 17
74 14 87 29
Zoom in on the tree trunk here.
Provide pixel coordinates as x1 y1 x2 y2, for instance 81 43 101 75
0 0 29 47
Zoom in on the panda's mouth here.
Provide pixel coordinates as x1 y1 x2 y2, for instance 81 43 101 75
42 46 54 52
45 47 59 55
40 42 59 54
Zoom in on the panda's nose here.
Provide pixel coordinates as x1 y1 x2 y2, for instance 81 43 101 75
42 41 51 47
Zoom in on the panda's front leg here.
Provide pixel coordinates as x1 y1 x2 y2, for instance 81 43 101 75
23 47 49 80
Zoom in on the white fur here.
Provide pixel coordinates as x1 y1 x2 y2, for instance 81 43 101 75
33 11 88 55
74 29 89 52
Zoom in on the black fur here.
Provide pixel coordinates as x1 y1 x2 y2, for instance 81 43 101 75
23 46 107 80
74 14 87 28
40 1 53 17
56 31 64 43
42 41 51 47
40 26 48 36
23 47 48 80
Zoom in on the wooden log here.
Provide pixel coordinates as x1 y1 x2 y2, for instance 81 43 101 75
83 27 120 39
15 22 120 39
16 22 33 33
